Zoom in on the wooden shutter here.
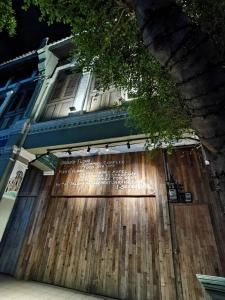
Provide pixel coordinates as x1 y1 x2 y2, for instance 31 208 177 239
63 73 80 98
49 72 67 102
41 70 81 121
87 77 122 112
108 89 122 107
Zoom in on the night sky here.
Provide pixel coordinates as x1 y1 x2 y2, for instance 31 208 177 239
0 1 71 63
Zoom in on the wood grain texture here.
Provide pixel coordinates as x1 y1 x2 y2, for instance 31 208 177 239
11 152 176 300
174 204 222 300
14 152 176 300
52 152 156 197
40 71 81 121
16 196 160 300
0 196 36 275
167 148 225 274
85 77 123 112
1 150 225 300
0 167 45 275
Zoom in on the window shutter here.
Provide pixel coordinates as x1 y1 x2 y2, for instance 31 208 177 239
49 72 67 102
41 70 81 121
63 74 80 98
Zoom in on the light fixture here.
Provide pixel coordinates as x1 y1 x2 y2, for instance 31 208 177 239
69 106 76 112
105 144 109 152
67 149 72 155
200 145 210 165
127 141 131 149
87 146 91 153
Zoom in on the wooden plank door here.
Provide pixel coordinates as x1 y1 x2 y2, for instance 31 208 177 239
174 204 222 300
15 153 164 299
0 152 176 300
16 196 160 300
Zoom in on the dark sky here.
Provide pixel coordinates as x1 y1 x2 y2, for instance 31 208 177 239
0 1 71 63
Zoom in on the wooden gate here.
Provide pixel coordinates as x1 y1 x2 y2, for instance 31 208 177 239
1 150 224 299
13 152 173 300
16 196 159 299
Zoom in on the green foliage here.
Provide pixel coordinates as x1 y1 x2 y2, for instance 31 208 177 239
127 85 190 145
2 0 224 145
0 0 16 36
21 0 191 145
177 0 225 58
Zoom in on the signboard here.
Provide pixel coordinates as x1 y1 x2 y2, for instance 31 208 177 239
52 152 156 197
0 160 27 241
4 161 27 200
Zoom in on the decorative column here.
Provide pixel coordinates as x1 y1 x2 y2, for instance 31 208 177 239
0 146 35 241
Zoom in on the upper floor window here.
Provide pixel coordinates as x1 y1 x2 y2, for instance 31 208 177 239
40 69 81 121
84 76 127 113
0 82 36 130
6 83 35 113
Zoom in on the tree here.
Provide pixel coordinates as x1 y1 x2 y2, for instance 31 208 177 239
0 0 16 36
131 0 225 203
1 0 225 202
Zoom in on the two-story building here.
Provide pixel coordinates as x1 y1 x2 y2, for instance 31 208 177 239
0 37 224 300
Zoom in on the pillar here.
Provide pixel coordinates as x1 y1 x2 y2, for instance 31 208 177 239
0 146 35 241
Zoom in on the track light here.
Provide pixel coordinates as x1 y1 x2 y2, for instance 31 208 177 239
105 144 109 152
127 141 130 149
67 149 72 155
87 146 91 153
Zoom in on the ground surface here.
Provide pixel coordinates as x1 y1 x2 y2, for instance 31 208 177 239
0 274 113 300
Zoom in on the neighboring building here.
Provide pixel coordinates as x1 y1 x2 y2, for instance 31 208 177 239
0 37 224 300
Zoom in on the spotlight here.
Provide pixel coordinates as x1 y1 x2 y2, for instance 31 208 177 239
105 144 109 152
127 141 131 149
67 149 72 155
87 146 91 152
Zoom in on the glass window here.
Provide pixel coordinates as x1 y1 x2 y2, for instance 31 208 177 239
6 82 36 113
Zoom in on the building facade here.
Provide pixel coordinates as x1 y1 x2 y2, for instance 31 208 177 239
0 37 224 300
0 37 136 237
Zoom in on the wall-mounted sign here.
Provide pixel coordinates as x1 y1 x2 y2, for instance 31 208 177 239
0 147 35 242
0 160 27 241
4 160 27 200
52 152 156 197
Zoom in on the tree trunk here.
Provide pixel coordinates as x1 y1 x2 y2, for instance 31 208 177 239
130 0 225 205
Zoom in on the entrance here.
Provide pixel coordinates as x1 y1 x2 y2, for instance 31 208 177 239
14 152 162 300
1 150 223 300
